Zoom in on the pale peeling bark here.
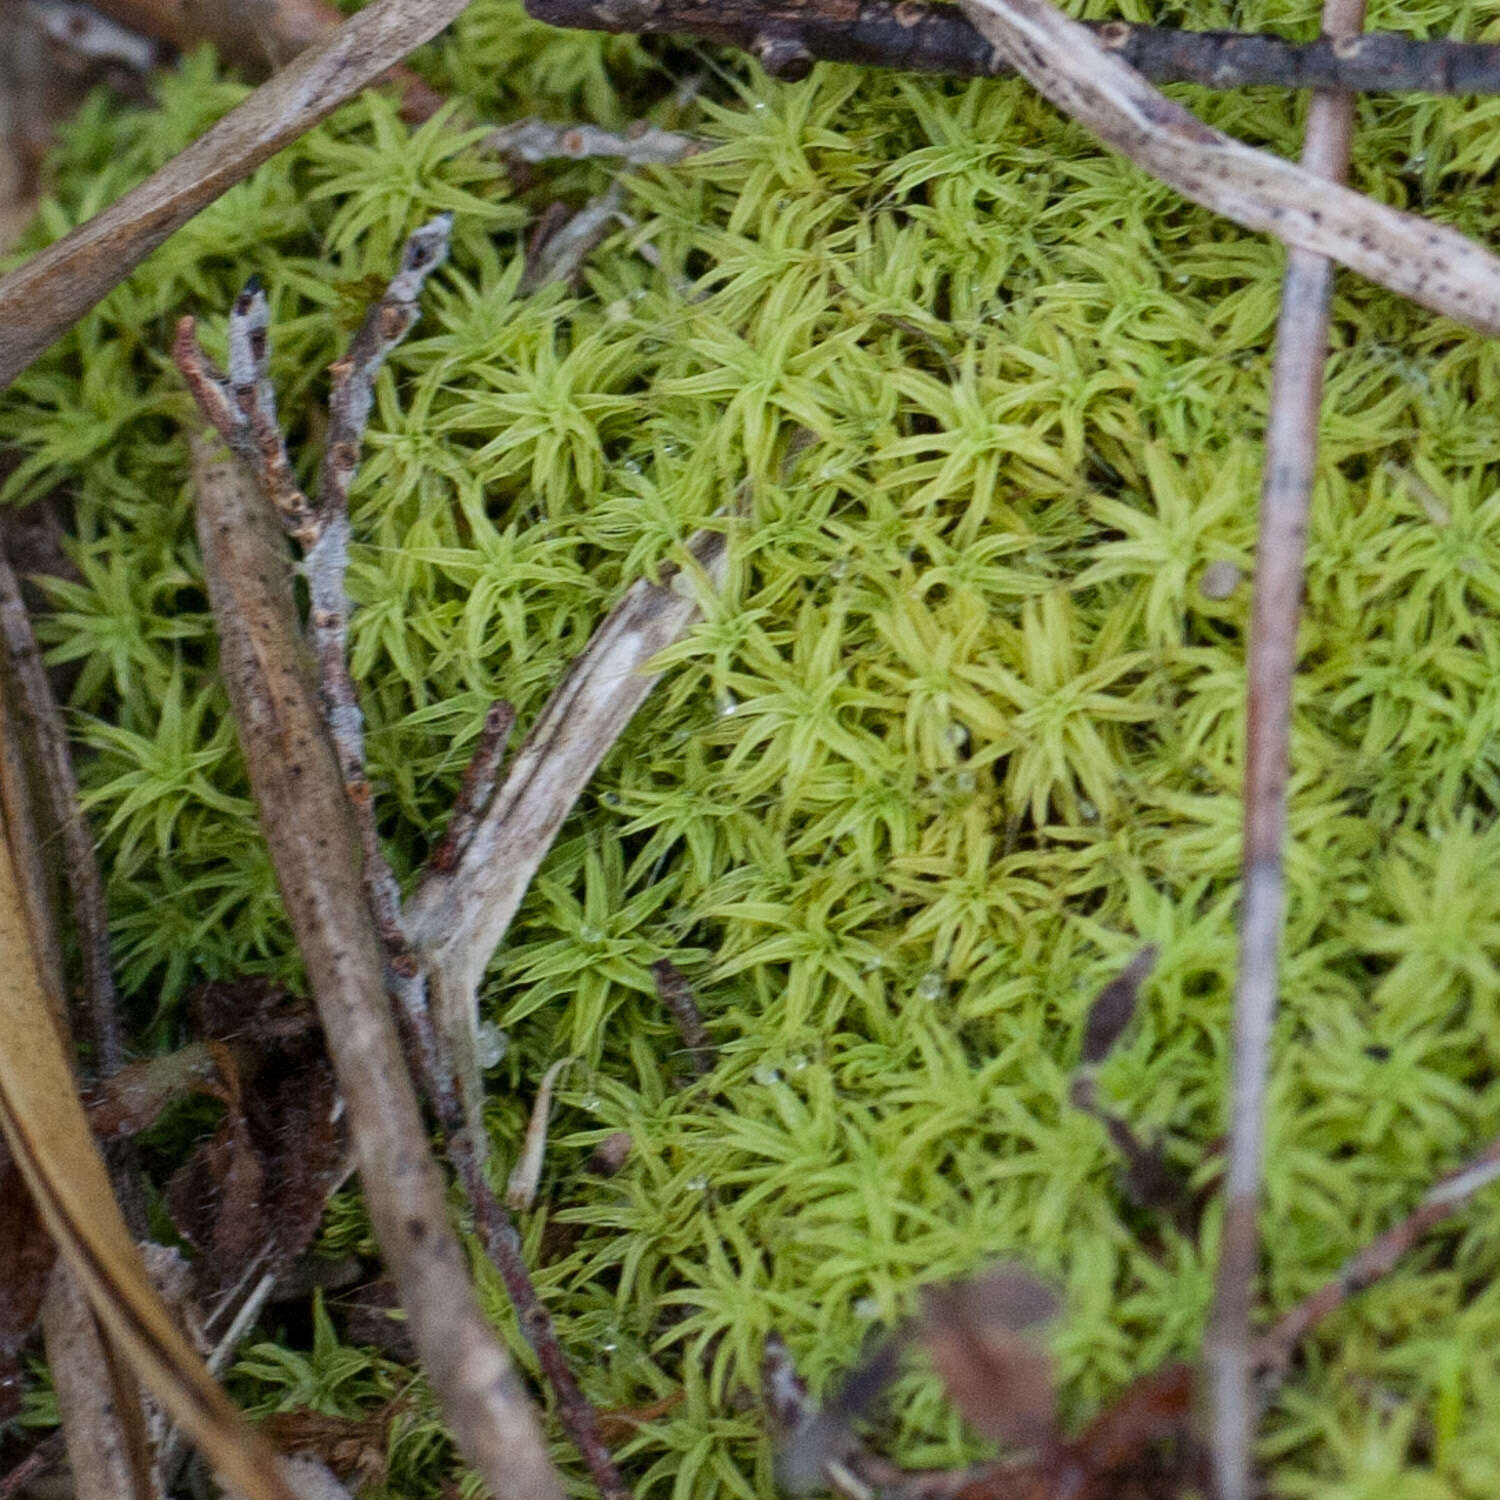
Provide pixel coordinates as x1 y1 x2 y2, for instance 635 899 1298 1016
404 527 730 1140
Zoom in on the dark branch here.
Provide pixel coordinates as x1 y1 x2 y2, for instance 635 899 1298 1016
525 0 1500 95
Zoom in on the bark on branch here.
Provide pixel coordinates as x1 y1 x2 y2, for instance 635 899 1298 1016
525 0 1500 96
191 437 565 1500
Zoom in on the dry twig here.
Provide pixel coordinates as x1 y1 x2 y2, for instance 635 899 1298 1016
189 437 565 1500
956 0 1500 336
1205 0 1365 1493
404 519 730 1134
526 0 1500 95
179 222 647 1499
0 550 122 1073
0 0 469 391
1253 1134 1500 1382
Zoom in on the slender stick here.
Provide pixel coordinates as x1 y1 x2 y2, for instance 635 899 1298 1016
189 436 565 1500
0 0 469 391
424 701 515 876
956 0 1500 337
526 0 1500 95
1205 2 1365 1495
180 229 634 1499
0 1434 64 1500
1254 1135 1500 1383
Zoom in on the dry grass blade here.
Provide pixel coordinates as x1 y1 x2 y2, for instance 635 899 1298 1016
0 0 470 391
190 436 565 1500
406 526 730 1137
957 0 1500 334
0 549 122 1071
1205 1 1366 1494
0 759 300 1500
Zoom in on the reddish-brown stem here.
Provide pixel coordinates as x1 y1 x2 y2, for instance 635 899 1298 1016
1254 1135 1500 1384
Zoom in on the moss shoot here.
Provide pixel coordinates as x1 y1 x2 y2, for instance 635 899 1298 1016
7 2 1500 1493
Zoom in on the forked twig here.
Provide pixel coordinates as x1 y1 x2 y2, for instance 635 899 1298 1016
1205 0 1365 1493
179 220 648 1499
957 0 1500 337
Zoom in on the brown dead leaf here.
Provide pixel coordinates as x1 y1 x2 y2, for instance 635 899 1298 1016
168 1004 345 1291
0 1153 54 1421
594 1390 685 1444
918 1267 1060 1451
261 1403 403 1489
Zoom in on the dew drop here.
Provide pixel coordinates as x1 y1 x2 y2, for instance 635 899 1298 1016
752 1064 782 1086
476 1021 507 1070
716 691 739 718
916 971 947 1001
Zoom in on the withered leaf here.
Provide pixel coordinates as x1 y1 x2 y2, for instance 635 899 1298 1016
261 1404 401 1489
0 1151 55 1421
1080 946 1157 1066
168 1004 344 1293
918 1266 1061 1451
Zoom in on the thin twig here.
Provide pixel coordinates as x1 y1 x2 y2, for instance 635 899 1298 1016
506 1057 573 1212
0 0 470 390
1253 1135 1500 1384
519 183 626 295
424 701 515 876
187 436 565 1500
0 549 122 1073
526 0 1500 95
487 117 701 165
957 0 1500 336
1205 1 1365 1494
0 1432 64 1500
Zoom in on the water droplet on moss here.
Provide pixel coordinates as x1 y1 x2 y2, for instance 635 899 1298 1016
916 971 947 1001
476 1021 507 1070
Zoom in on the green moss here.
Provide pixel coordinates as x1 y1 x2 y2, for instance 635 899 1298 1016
8 3 1500 1492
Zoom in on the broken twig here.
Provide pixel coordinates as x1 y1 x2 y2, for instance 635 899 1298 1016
957 0 1500 336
